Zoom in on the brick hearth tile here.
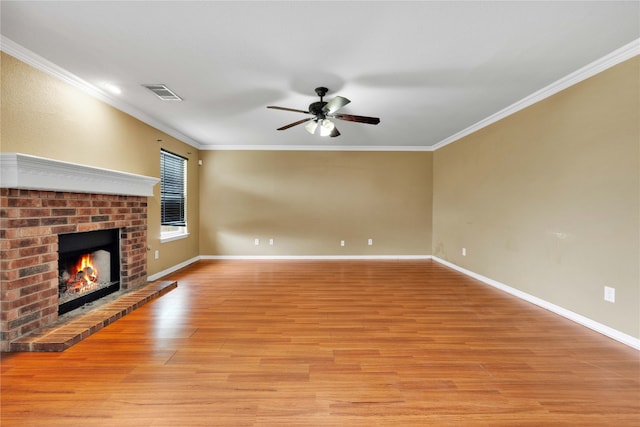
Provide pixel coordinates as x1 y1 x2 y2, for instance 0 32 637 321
9 280 177 352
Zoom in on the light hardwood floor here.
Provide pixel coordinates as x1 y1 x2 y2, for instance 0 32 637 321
2 260 639 426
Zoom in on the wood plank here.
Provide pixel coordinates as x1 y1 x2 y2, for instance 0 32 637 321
1 260 638 426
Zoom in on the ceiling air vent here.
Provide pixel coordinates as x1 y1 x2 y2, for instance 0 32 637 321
142 84 182 101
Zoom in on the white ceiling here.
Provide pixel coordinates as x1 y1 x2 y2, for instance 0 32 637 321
1 1 638 151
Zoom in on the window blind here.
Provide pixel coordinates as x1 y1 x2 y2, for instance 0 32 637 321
160 150 186 226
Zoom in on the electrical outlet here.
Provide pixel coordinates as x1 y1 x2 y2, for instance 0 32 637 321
254 238 260 246
462 247 467 256
269 238 274 246
604 286 615 303
154 250 159 260
340 240 345 247
368 238 373 246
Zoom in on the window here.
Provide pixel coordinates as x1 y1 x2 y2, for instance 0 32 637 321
160 149 188 241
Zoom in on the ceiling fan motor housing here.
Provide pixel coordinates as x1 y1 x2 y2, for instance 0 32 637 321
308 101 328 118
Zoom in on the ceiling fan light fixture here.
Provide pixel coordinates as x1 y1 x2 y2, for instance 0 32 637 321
305 120 318 135
319 119 335 137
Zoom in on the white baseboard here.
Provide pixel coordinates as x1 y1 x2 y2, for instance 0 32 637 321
199 255 432 261
147 254 431 280
432 256 640 351
147 256 200 282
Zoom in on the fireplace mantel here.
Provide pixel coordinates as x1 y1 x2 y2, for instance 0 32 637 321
0 153 159 196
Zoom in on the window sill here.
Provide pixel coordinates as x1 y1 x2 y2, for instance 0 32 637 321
160 232 190 243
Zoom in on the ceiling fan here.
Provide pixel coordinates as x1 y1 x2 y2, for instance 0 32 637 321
267 87 380 137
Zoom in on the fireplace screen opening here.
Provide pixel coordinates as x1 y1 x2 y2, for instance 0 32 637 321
58 229 120 315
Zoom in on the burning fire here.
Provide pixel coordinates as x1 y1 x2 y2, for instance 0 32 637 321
63 254 99 293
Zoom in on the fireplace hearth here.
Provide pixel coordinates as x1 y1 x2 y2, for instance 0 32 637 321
58 229 120 315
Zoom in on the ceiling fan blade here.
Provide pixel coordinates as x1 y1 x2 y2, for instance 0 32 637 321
267 106 310 114
333 113 380 125
323 96 350 114
277 117 313 131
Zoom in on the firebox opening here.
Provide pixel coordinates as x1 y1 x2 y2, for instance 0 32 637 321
58 229 120 315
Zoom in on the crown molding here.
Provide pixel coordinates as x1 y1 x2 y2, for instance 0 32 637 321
432 37 640 150
1 36 203 150
0 153 159 197
198 144 435 152
3 35 637 153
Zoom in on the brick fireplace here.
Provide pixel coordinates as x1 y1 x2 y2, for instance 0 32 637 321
0 153 158 352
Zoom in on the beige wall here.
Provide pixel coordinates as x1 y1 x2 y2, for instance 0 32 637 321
199 150 433 256
0 52 200 275
433 57 640 338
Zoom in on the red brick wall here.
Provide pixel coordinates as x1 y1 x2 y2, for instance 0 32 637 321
0 189 149 351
